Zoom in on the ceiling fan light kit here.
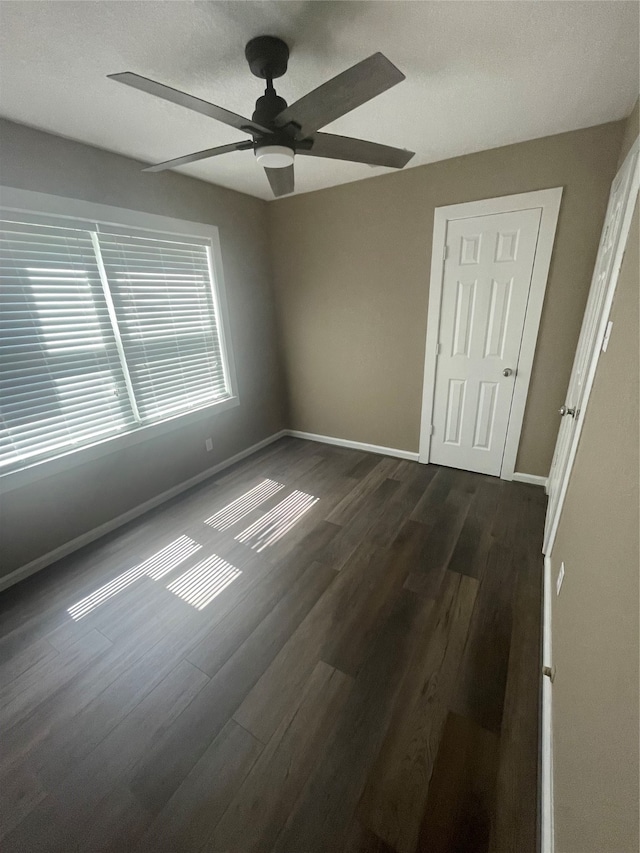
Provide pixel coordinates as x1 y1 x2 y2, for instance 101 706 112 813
108 35 415 197
255 145 294 169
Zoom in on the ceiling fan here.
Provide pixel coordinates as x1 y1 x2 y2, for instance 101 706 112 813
108 36 415 198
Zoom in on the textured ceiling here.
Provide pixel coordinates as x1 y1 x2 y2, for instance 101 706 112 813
0 1 638 200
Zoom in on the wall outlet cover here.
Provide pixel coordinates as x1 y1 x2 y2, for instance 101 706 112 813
205 438 213 452
556 561 565 596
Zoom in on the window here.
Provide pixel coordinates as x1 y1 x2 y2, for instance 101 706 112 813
0 212 234 475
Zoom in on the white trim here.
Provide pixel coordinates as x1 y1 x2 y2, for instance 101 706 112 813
419 187 563 480
0 430 287 593
0 185 240 490
541 554 554 853
288 432 548 478
511 472 548 488
0 185 228 242
286 430 420 461
543 138 639 555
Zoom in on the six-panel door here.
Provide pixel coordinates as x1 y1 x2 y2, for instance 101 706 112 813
430 207 542 476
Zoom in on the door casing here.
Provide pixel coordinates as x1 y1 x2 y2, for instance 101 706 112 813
419 188 563 479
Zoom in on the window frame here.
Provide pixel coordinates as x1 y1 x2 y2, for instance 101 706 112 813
0 186 239 493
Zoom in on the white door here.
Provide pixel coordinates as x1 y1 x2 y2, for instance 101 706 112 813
544 139 639 553
430 208 542 476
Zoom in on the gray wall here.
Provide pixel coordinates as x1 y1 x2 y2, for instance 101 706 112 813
268 121 624 475
0 118 287 578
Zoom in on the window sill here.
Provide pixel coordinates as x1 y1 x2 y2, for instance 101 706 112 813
0 395 240 495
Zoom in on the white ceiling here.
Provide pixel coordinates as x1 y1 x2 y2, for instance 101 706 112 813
0 1 638 201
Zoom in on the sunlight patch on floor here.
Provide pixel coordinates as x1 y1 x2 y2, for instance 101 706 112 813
167 554 241 610
67 535 201 620
204 478 284 531
235 490 319 552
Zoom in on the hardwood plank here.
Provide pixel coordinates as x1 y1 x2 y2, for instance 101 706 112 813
186 522 339 677
0 636 59 686
344 451 385 480
1 615 170 775
408 465 455 522
404 469 476 598
72 787 151 853
132 720 263 853
234 532 410 741
490 529 543 853
0 766 47 841
6 608 217 784
357 571 479 853
231 473 441 739
341 822 398 853
326 456 401 524
271 589 433 853
365 465 439 552
324 517 441 677
127 559 338 812
209 661 353 853
321 477 401 571
451 539 517 733
0 629 112 727
447 477 501 579
415 711 499 853
2 659 210 853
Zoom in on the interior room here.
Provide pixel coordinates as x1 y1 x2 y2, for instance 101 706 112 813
0 2 638 852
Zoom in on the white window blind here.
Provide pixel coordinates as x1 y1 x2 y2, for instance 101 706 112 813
96 231 228 422
0 220 132 470
0 215 231 474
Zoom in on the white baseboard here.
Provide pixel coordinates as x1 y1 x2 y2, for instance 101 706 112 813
512 471 548 488
286 430 420 462
541 554 554 853
0 430 288 594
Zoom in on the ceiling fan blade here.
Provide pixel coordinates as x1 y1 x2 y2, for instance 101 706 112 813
265 165 294 197
274 53 405 139
143 140 254 173
301 132 415 169
108 72 270 136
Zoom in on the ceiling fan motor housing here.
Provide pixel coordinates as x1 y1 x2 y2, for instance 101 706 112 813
252 90 288 128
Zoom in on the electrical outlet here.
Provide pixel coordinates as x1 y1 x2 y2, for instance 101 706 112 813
556 562 565 596
205 438 213 452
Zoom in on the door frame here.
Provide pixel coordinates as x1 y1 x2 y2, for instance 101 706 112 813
543 137 639 555
419 187 563 479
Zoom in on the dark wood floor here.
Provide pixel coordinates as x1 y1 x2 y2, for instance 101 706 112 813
0 438 546 853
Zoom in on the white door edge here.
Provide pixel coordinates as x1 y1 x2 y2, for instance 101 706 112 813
419 187 563 479
541 554 554 853
543 137 639 555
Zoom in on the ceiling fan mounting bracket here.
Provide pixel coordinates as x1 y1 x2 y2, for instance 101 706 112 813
245 36 289 81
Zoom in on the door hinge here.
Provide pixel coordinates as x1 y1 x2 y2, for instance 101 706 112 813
435 342 441 356
430 424 435 436
443 245 450 261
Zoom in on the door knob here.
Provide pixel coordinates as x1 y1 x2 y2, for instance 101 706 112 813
502 368 514 377
559 405 576 417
